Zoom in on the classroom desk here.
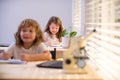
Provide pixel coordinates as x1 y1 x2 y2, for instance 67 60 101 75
0 61 102 80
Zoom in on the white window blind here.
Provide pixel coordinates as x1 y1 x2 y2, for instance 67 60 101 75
72 0 81 36
85 0 120 80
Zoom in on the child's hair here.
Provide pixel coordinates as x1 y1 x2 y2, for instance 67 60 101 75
44 16 64 42
15 19 44 47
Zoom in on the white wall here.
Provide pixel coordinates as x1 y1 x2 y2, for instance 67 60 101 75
0 0 72 45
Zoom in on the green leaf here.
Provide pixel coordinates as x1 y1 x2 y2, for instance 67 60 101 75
69 31 77 37
61 29 68 37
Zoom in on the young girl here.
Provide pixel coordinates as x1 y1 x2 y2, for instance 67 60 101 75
0 19 52 61
44 16 64 46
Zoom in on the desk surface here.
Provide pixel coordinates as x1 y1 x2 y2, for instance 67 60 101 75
0 61 102 80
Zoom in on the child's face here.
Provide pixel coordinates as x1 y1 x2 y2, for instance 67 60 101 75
49 23 59 35
20 26 36 44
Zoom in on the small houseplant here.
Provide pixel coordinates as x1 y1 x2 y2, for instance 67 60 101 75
61 26 77 48
61 29 77 38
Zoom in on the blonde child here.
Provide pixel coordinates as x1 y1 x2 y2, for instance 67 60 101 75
0 19 52 61
44 16 64 46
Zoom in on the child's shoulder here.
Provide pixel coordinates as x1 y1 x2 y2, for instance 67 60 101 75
35 42 48 50
37 42 46 47
44 32 50 38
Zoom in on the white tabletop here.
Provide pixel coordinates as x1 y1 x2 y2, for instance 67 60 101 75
0 61 102 80
0 47 8 51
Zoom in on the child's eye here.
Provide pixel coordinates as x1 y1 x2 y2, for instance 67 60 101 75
22 29 27 32
29 30 34 33
56 28 59 29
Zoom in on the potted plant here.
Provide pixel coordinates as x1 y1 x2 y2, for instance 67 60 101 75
61 26 77 48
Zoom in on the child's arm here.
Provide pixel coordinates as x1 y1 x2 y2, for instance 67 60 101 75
44 32 52 46
44 42 52 46
0 52 11 60
21 51 52 61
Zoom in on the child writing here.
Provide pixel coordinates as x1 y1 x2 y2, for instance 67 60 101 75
44 16 64 46
0 19 52 61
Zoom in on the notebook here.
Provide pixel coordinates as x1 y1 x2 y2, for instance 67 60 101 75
36 60 63 69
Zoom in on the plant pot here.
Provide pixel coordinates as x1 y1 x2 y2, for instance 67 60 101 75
62 37 70 48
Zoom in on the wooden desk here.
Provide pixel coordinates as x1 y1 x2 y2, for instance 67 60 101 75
0 61 102 80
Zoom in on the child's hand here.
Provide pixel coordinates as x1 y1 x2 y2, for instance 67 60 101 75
44 42 52 46
0 52 11 60
0 50 4 53
21 53 30 61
